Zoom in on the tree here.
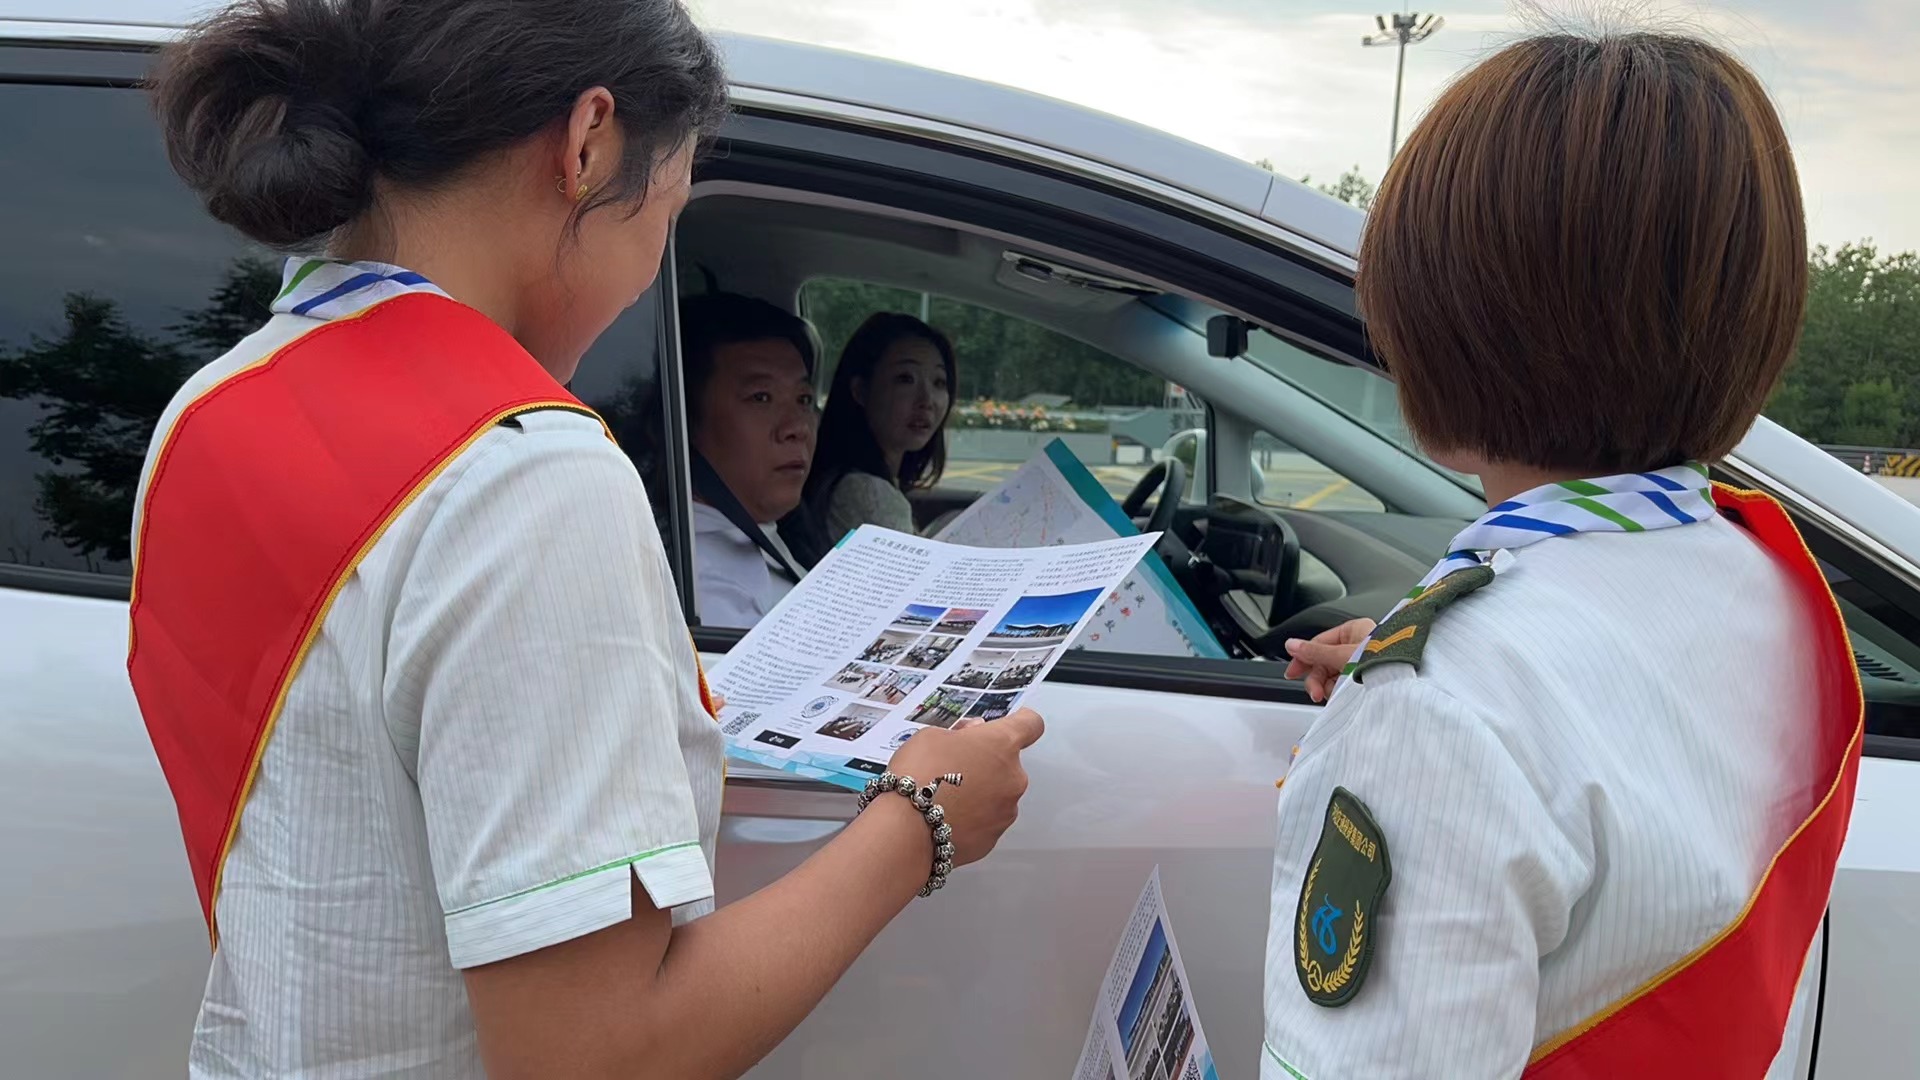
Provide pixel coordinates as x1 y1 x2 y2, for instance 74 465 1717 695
1295 165 1376 211
1767 243 1920 449
1838 378 1904 446
0 256 279 566
1261 157 1377 210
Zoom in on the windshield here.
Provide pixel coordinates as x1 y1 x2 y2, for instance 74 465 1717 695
1145 296 1483 497
1240 330 1484 496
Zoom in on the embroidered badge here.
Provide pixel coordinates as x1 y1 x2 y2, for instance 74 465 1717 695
1294 787 1391 1008
1347 564 1494 683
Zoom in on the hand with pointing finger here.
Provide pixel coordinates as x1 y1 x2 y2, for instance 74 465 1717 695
1284 619 1377 704
886 707 1044 867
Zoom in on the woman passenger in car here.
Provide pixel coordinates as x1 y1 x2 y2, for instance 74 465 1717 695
804 312 956 541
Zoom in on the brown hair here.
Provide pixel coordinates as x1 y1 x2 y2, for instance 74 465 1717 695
1356 32 1806 473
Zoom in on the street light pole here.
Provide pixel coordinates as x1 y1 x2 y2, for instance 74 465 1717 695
1363 12 1444 160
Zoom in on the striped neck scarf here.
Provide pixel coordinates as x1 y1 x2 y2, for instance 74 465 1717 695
1337 463 1717 683
271 258 449 321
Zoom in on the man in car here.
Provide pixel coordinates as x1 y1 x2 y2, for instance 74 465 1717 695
681 292 825 627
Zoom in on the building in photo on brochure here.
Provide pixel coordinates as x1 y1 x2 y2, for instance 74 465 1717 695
1119 921 1193 1080
984 588 1102 648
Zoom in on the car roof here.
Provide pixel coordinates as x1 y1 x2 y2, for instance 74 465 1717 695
0 5 1364 259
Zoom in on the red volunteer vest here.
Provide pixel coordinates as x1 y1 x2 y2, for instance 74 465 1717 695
1521 484 1864 1077
127 292 714 943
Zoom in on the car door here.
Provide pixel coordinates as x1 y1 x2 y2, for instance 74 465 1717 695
679 104 1920 1080
0 49 252 1077
670 109 1424 1080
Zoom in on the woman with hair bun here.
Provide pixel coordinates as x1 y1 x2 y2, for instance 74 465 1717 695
129 2 1042 1076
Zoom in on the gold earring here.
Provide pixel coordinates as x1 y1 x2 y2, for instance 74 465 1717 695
575 182 591 202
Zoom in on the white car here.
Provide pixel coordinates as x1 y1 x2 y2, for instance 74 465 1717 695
4 10 1919 1079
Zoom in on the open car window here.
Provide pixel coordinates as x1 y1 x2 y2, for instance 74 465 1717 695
800 277 1195 509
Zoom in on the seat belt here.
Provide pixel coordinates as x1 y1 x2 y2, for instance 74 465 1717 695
688 450 808 584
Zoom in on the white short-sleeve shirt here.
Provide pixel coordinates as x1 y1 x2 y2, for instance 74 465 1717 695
1262 518 1827 1079
135 314 724 1079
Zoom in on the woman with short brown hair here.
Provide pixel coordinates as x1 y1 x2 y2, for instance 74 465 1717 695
1267 31 1860 1079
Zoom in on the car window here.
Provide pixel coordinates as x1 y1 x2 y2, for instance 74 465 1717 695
0 82 668 585
1237 327 1482 495
800 278 1197 505
0 83 275 577
1814 546 1920 744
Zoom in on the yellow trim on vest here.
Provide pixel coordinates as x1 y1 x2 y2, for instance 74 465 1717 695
1364 625 1417 653
1526 483 1865 1064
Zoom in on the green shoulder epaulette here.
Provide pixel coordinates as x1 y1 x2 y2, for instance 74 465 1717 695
1346 564 1494 683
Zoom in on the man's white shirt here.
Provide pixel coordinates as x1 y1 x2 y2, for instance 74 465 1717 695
1262 518 1827 1079
689 500 800 628
135 315 724 1079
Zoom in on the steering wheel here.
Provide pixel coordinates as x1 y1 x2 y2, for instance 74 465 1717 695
1187 497 1306 660
1120 458 1187 539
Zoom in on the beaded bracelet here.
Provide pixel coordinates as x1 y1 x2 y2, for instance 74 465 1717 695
855 772 962 897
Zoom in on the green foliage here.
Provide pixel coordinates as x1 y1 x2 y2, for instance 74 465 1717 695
1297 166 1376 211
0 256 279 565
1766 243 1920 448
1256 156 1376 209
799 279 1163 412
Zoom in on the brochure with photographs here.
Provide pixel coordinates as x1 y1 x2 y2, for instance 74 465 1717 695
708 524 1157 791
934 438 1225 660
1076 867 1219 1080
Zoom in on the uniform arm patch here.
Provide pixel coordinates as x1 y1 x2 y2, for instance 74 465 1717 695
1347 565 1494 683
1294 787 1392 1008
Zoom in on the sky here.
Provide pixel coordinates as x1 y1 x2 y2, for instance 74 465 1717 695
50 0 1920 252
1116 918 1171 1055
995 587 1105 631
685 0 1920 254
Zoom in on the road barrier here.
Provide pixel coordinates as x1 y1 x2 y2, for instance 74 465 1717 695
1819 445 1920 476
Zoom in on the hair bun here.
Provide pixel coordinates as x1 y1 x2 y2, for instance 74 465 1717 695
152 0 378 248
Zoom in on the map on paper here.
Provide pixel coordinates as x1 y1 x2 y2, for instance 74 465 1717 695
945 455 1084 548
935 440 1225 659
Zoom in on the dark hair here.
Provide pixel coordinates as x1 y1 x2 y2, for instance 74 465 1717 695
806 313 956 504
677 291 818 429
150 0 729 249
1356 31 1806 473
